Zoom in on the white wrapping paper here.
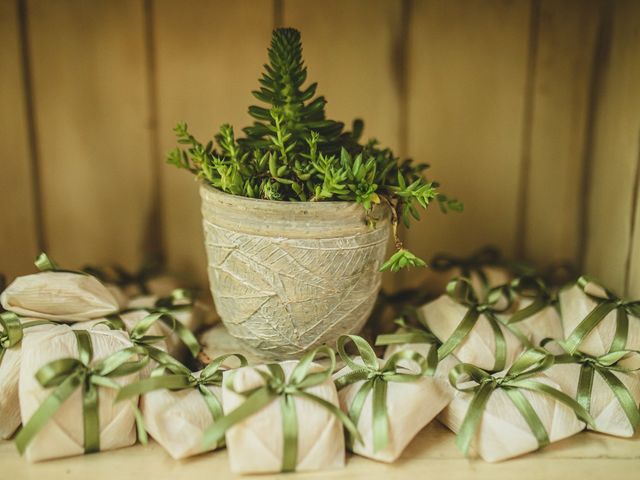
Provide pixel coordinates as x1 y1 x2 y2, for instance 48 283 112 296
141 370 221 459
544 363 640 437
439 374 585 462
503 298 564 348
333 357 452 463
0 321 54 439
222 361 345 474
560 284 640 358
420 295 525 370
1 272 119 321
19 324 140 462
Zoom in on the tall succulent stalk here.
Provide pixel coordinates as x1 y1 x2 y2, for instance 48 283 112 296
168 28 462 272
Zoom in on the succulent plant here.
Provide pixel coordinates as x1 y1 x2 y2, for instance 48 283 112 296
168 28 462 271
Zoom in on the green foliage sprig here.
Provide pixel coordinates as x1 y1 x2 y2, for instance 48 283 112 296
168 28 462 271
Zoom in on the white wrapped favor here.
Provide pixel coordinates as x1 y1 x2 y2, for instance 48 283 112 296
116 354 246 460
544 358 640 437
0 314 53 439
334 335 452 463
17 323 142 462
1 271 119 321
205 348 348 474
559 279 640 359
427 247 512 295
439 349 590 462
420 280 525 371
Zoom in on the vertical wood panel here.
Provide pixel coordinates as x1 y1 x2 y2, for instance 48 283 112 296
523 0 600 267
584 0 640 295
406 0 532 286
27 0 153 268
0 0 39 278
154 0 274 288
282 0 404 290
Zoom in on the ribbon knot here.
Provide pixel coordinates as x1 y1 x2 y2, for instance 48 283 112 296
437 278 514 372
505 276 556 329
16 329 149 455
335 335 434 454
565 276 640 355
450 348 594 457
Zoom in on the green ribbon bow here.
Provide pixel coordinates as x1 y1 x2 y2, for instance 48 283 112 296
439 278 514 371
564 276 640 355
106 289 200 358
545 340 640 434
335 334 434 453
15 330 149 455
101 308 200 359
0 312 50 366
374 309 440 370
202 346 360 472
450 348 594 457
507 276 557 325
431 246 502 290
116 352 248 448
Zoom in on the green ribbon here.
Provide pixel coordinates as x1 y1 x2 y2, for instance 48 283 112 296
564 276 640 355
0 312 51 366
34 252 88 276
109 289 200 358
450 348 594 457
375 310 440 370
202 346 360 472
438 278 513 371
116 353 247 448
335 334 434 453
507 276 557 325
15 330 149 455
431 246 502 290
544 340 640 434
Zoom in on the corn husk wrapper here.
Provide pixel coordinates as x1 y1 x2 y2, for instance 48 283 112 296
421 295 525 370
439 373 585 462
19 323 140 462
334 356 452 463
560 284 640 361
222 360 345 474
1 271 119 321
141 370 221 460
544 363 640 437
105 284 129 310
501 299 564 348
0 320 55 439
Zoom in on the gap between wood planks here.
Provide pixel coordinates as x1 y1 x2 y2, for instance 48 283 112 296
16 0 46 254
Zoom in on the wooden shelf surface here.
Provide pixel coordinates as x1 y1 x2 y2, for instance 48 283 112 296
3 421 638 480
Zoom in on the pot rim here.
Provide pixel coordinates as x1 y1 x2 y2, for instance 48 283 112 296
200 180 384 210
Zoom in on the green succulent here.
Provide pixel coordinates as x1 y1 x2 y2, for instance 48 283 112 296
168 27 462 272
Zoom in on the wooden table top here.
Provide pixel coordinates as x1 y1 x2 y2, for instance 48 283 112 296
2 421 638 480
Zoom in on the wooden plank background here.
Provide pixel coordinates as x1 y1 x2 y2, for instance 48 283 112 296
1 0 639 298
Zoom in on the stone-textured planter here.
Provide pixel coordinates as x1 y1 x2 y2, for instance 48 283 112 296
200 183 390 359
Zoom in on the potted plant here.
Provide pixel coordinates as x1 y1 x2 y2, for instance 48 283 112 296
168 28 461 358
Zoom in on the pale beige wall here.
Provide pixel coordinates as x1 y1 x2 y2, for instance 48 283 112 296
1 0 639 298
